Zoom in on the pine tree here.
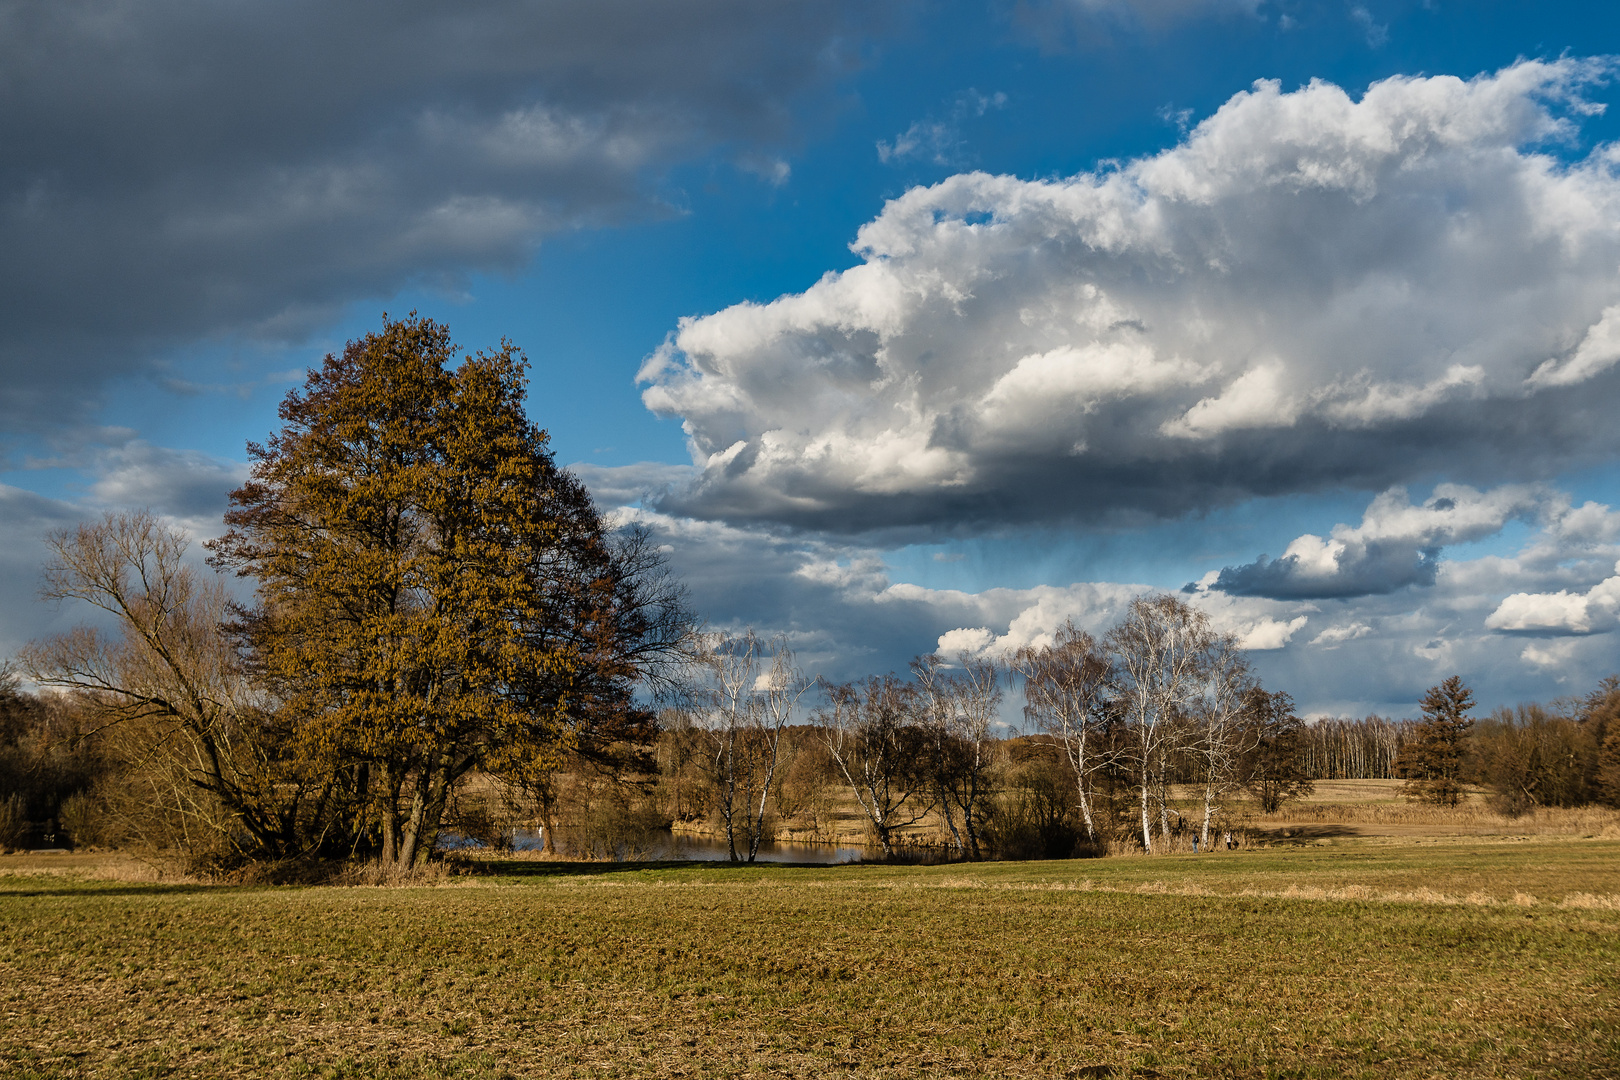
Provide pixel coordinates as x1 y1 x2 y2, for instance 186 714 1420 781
1395 675 1475 805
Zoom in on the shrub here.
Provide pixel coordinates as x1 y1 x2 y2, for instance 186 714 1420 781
58 790 104 848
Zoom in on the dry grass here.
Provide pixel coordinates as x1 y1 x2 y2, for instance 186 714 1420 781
854 872 1620 911
806 779 1618 852
0 850 171 882
1265 801 1620 836
3 839 1618 1078
1167 778 1418 806
1165 779 1620 841
0 851 491 889
1291 778 1413 803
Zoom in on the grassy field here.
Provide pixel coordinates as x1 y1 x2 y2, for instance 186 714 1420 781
3 839 1619 1079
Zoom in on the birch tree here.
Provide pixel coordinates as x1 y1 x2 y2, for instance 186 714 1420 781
913 653 1000 860
689 630 809 861
1014 622 1114 843
1106 594 1218 853
1186 635 1254 847
819 675 933 858
754 640 813 857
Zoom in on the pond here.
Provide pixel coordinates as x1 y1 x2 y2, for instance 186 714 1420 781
503 828 867 864
439 828 867 863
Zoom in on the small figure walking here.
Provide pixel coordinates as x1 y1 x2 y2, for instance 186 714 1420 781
1223 830 1233 851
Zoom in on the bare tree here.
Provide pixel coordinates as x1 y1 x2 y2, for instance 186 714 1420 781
1186 635 1255 848
819 675 934 859
1299 715 1409 779
913 653 1001 860
688 630 808 862
750 637 812 860
1014 622 1114 843
21 511 321 865
691 631 758 862
1106 594 1218 853
1241 688 1315 812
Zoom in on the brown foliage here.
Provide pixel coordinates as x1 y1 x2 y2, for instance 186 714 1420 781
1240 688 1314 813
1472 704 1595 816
0 665 105 850
209 315 688 869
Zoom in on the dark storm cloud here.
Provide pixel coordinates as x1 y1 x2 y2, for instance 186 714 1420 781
1210 546 1441 599
0 0 889 434
649 369 1620 539
0 486 92 657
1204 484 1544 600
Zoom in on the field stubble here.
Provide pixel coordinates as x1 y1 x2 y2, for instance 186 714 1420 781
2 838 1618 1079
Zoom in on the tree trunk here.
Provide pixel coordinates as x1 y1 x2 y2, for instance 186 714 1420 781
348 762 371 858
720 730 739 862
962 772 983 861
412 757 456 865
937 785 964 857
1139 777 1153 853
1156 757 1173 848
873 814 894 859
1200 772 1217 847
380 764 403 866
1076 779 1098 843
396 776 430 870
746 726 786 863
539 796 557 854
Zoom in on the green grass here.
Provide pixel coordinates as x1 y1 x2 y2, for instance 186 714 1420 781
3 841 1618 1078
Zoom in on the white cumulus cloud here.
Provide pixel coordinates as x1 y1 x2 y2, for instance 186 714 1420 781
1237 614 1310 650
642 59 1620 533
1312 621 1372 647
1486 561 1620 635
935 626 996 657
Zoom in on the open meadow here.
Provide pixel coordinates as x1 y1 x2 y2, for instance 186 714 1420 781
4 833 1619 1079
12 10 1620 1080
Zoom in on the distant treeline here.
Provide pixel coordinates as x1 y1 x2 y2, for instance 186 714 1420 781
0 670 101 850
1467 690 1620 813
1296 716 1407 780
1290 683 1620 815
4 660 1620 863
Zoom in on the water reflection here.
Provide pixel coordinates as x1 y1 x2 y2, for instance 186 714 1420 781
495 828 866 864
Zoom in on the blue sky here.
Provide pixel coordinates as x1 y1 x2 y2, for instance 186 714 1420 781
5 0 1620 716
